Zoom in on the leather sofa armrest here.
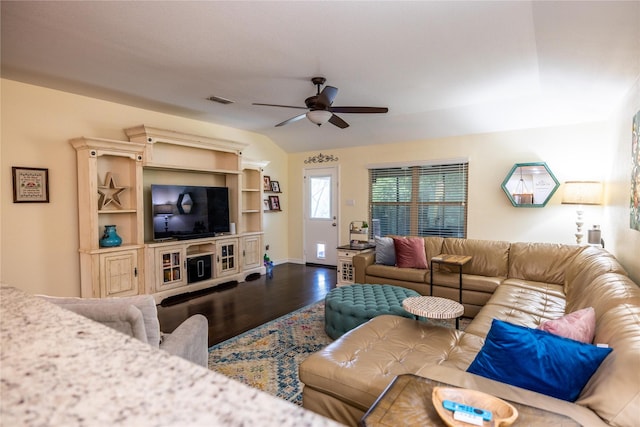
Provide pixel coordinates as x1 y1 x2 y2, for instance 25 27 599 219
354 251 376 283
160 314 209 367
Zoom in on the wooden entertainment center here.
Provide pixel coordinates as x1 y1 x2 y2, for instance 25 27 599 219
71 125 267 302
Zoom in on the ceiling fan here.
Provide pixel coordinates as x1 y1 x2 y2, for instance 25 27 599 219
253 77 388 128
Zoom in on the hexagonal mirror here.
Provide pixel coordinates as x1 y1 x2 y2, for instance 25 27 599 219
501 162 559 207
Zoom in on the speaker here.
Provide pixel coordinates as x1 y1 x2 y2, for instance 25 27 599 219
187 255 212 284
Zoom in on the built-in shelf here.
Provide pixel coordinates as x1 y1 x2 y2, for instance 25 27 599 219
72 126 268 301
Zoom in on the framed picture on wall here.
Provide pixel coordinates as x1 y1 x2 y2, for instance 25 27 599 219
12 167 50 203
268 195 280 211
263 175 271 191
263 199 270 211
270 180 280 193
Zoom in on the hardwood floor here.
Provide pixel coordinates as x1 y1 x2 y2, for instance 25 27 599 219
157 263 337 347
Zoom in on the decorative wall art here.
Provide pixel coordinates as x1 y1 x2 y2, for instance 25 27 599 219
268 195 281 211
12 167 49 203
270 180 281 193
263 175 271 191
631 110 640 231
304 153 339 164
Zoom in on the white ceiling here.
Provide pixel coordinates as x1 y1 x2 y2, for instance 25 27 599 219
2 1 639 153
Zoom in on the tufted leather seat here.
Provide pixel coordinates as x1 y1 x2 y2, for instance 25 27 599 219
324 284 419 339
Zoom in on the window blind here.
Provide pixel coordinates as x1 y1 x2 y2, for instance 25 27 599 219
368 162 468 238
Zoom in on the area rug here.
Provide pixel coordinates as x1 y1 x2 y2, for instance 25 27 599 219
207 300 472 406
207 301 331 405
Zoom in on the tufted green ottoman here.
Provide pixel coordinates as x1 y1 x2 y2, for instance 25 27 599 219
324 284 420 339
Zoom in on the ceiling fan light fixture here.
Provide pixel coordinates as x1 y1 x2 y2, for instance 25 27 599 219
306 110 332 126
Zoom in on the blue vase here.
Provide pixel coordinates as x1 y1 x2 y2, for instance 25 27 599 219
99 225 122 247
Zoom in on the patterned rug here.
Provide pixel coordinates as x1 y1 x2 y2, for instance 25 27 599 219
208 300 471 406
207 301 332 405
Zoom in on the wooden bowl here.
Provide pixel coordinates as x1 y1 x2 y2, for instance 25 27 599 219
432 387 519 427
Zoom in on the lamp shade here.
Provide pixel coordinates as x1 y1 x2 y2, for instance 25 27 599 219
561 181 602 205
153 203 174 215
306 110 332 125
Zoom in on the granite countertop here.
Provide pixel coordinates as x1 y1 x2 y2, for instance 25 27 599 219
0 285 344 426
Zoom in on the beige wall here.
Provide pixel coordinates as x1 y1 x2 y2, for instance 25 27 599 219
603 77 640 282
3 78 638 298
1 79 288 296
289 119 640 281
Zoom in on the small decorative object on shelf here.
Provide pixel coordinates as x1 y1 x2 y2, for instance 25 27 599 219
270 180 281 192
99 225 122 247
98 172 128 209
268 195 280 210
263 175 271 191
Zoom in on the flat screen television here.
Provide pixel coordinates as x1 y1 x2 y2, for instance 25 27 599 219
151 184 230 240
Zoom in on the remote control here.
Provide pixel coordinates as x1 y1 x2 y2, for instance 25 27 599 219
442 400 493 422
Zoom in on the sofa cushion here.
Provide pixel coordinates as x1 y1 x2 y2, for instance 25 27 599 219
440 238 510 277
564 246 627 296
374 236 396 266
538 307 595 344
393 237 428 269
565 273 640 316
423 236 445 263
299 315 481 412
467 319 612 402
508 242 582 285
366 264 428 283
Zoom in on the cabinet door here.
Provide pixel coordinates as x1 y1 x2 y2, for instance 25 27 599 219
99 250 139 297
241 235 262 270
216 238 239 277
156 247 186 291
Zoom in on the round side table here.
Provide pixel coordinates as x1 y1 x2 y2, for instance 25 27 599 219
402 296 464 329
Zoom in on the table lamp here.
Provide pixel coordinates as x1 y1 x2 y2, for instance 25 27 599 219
561 181 602 244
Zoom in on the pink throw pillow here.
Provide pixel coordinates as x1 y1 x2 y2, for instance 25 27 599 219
393 237 428 269
538 307 596 344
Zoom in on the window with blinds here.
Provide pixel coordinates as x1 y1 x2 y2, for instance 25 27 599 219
368 162 468 238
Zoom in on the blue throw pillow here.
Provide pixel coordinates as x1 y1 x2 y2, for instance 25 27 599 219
467 319 612 402
375 236 396 266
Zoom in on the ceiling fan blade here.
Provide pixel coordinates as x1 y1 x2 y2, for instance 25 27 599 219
329 114 349 129
329 106 388 114
253 102 307 110
317 86 338 107
275 113 307 127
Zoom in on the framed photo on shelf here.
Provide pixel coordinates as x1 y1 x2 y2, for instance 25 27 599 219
263 199 271 211
12 167 50 203
268 195 280 211
270 180 281 193
263 175 271 191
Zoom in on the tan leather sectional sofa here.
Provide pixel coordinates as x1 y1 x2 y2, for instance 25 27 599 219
299 238 639 427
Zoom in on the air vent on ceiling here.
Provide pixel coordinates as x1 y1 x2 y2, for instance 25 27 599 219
207 95 234 105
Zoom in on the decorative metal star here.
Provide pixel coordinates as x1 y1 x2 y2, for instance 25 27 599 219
98 172 128 209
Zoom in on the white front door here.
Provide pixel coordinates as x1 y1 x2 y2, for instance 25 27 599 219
304 166 338 266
